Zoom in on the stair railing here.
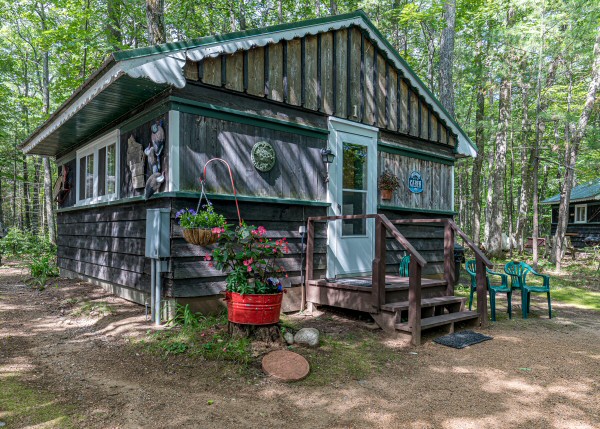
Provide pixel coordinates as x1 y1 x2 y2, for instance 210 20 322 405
390 218 493 326
305 214 427 343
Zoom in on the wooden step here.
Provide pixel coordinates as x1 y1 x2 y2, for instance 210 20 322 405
395 311 479 333
381 296 466 312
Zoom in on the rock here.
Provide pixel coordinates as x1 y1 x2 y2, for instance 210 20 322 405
293 328 320 347
284 331 294 345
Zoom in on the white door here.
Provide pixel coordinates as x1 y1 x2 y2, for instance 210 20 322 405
327 118 378 278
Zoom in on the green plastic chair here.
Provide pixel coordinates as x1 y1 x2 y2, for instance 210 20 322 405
465 260 512 321
504 261 552 319
399 254 410 277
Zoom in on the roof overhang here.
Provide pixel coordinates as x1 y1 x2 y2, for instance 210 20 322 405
21 10 477 158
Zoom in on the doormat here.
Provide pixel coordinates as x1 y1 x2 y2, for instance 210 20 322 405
433 330 493 349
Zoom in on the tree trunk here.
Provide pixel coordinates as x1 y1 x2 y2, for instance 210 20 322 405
22 156 31 231
515 79 533 252
487 78 511 257
439 0 456 118
107 0 122 50
32 157 41 235
470 45 486 244
554 29 600 270
43 157 55 243
146 0 165 45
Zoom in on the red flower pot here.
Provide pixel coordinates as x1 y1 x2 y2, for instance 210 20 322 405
225 291 283 325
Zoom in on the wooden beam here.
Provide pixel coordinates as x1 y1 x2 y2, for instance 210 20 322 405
444 221 456 295
346 28 352 118
301 37 306 107
264 44 269 98
476 257 488 327
371 217 386 311
243 51 248 93
283 40 288 103
317 33 322 111
304 219 315 310
332 30 337 115
408 257 422 346
360 32 365 122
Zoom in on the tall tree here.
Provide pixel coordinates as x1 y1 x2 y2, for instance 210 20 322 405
439 0 456 117
146 0 166 45
553 27 600 270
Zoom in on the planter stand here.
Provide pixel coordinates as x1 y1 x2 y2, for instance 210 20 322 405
228 323 282 343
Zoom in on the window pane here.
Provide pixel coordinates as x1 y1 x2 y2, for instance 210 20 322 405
106 144 116 195
79 157 86 200
342 143 367 190
85 154 94 199
342 191 366 236
98 147 106 197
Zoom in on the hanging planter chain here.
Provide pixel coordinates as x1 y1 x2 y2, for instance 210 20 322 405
198 158 243 227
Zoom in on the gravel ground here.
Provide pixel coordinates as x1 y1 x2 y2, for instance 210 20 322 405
1 263 599 429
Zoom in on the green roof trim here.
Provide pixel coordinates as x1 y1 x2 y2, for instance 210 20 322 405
113 11 366 61
542 178 600 204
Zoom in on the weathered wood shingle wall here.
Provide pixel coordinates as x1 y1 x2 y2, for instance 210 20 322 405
178 112 327 201
57 200 169 294
378 152 453 211
183 27 456 148
167 199 327 297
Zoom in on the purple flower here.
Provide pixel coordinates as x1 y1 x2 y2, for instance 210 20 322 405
277 285 283 292
175 209 185 219
188 209 197 215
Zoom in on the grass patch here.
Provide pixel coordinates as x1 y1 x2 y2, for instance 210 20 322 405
137 307 252 365
0 375 77 428
296 331 405 386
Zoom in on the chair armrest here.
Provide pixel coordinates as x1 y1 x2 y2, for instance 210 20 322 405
487 270 508 286
526 270 550 287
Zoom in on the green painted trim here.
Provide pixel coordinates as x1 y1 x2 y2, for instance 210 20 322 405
120 101 170 133
167 191 330 207
113 11 365 61
378 204 457 216
57 196 145 213
171 97 329 140
378 142 455 165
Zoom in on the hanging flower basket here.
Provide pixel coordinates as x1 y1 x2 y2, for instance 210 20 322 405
176 205 227 247
182 228 219 246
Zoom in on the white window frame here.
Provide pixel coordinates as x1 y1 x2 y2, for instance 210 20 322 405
76 130 120 206
574 204 587 223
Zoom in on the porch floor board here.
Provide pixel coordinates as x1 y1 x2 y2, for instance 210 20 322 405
307 276 446 292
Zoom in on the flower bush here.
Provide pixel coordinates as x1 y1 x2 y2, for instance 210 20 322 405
175 204 227 230
378 170 401 191
207 224 290 295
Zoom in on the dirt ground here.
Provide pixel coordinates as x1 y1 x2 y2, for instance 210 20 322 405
1 263 599 429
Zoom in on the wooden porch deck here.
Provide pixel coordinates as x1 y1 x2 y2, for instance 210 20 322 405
304 215 492 345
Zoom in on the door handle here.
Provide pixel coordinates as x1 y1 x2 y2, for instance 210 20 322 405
337 204 342 215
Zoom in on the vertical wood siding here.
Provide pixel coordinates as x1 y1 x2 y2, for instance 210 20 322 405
183 25 459 148
378 151 453 212
178 112 326 201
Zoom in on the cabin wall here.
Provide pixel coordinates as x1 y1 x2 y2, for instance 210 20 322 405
550 202 600 247
378 210 449 277
56 199 170 298
120 113 169 199
177 112 327 201
378 150 453 211
182 26 457 149
167 199 328 297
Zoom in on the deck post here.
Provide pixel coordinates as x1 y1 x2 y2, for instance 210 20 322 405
443 221 456 296
408 257 422 346
371 217 386 311
475 257 488 327
303 219 315 312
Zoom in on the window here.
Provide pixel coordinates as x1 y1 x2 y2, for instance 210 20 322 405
341 143 368 236
574 204 587 223
76 130 120 205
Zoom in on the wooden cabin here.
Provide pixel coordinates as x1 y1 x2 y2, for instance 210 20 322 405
544 179 600 247
21 11 488 345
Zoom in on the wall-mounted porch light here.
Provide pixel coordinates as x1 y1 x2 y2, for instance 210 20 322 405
320 148 335 183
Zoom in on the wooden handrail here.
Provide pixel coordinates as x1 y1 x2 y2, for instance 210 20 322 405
446 219 492 268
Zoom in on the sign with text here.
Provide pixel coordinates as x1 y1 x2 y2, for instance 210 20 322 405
408 171 423 193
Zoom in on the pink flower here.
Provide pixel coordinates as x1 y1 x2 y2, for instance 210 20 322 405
257 226 267 236
204 255 212 261
243 258 254 272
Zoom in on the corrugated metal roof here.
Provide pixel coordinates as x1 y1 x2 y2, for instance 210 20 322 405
21 10 476 158
542 178 600 204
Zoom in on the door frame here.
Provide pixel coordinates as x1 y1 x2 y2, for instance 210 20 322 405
326 117 379 278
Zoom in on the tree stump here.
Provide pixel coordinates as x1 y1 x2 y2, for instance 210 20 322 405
228 322 282 343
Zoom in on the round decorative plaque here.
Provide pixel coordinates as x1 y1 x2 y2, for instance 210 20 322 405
251 141 276 172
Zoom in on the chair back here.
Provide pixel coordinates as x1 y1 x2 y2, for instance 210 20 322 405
465 259 477 277
504 261 530 287
399 254 410 277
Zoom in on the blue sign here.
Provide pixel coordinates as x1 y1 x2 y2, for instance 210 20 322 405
408 171 423 193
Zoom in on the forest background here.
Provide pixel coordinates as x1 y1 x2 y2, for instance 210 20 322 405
0 0 599 270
